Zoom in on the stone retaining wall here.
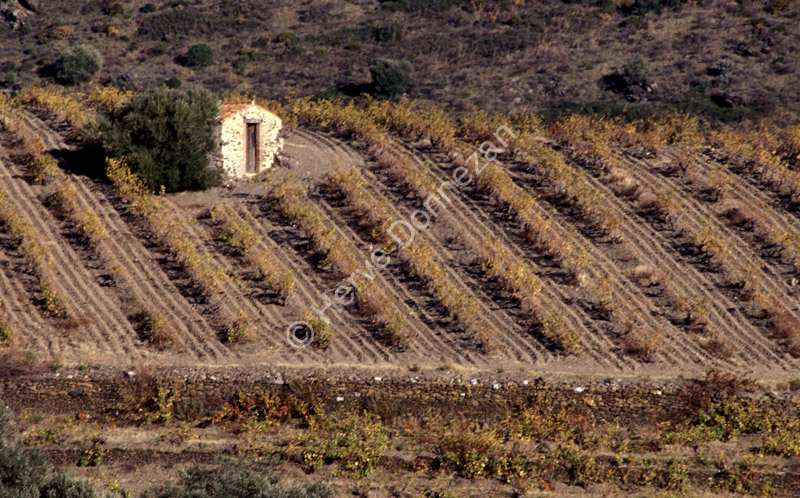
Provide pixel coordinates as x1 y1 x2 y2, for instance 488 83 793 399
2 370 796 423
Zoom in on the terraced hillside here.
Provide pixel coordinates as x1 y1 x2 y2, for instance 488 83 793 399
1 89 799 380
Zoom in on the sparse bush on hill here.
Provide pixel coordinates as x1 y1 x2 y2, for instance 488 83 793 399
185 43 214 70
103 1 125 17
0 317 12 346
620 0 688 15
1 71 15 88
232 56 249 76
97 84 221 192
623 57 651 90
380 0 467 13
374 20 404 42
54 45 103 86
369 58 412 97
711 56 734 87
166 76 182 89
136 9 237 39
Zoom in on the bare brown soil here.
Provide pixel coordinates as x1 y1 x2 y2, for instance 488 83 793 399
0 114 799 382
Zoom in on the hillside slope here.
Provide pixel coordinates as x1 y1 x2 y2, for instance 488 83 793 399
1 0 799 121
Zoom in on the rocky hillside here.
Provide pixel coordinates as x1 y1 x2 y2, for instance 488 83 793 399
1 0 799 122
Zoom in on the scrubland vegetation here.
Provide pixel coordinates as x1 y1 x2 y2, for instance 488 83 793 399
5 370 800 496
3 0 800 122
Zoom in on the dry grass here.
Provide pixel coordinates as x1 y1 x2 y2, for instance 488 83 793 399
17 84 90 130
136 310 174 349
623 325 663 361
0 305 13 346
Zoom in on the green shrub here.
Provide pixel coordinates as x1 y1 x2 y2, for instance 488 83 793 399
55 45 103 85
623 57 650 89
369 58 413 97
97 84 221 192
141 3 157 13
0 403 98 497
622 0 688 14
661 398 775 445
374 20 404 42
185 43 214 70
39 473 98 498
232 56 249 76
103 1 124 16
141 459 334 498
439 426 500 477
1 71 14 88
761 428 800 457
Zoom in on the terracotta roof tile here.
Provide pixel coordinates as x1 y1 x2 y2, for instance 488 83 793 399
220 102 251 121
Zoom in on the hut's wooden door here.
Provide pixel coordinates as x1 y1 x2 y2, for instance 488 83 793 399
246 123 257 173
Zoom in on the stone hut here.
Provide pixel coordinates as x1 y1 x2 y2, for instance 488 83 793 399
213 100 283 179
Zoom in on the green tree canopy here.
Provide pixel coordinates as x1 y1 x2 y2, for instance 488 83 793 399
185 44 214 70
98 84 221 193
369 58 413 97
55 45 103 86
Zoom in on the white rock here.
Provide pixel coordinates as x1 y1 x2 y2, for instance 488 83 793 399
374 376 382 382
470 379 478 385
574 387 585 393
522 380 529 385
492 383 501 390
336 396 344 402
